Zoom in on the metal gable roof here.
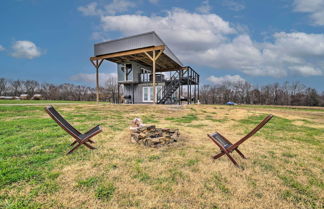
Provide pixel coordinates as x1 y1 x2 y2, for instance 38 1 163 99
94 31 183 67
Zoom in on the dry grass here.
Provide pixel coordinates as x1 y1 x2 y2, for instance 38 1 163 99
0 104 323 209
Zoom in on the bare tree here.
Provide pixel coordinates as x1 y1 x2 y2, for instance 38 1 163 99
10 80 23 96
104 77 118 103
24 80 39 96
0 78 8 96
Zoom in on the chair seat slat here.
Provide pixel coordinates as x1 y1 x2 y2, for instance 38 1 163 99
210 133 232 148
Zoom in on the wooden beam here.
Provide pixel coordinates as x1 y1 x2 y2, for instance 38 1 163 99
90 45 165 61
96 66 99 103
144 52 153 61
90 59 104 103
155 49 163 60
152 50 156 104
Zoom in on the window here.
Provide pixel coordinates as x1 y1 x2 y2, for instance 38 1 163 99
125 64 133 81
143 87 149 102
118 64 133 81
143 86 163 102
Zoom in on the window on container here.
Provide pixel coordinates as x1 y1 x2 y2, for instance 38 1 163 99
118 65 125 82
143 87 149 102
125 64 133 81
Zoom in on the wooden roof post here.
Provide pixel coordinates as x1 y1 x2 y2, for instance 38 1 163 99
96 63 99 103
90 59 103 103
152 50 156 104
144 48 164 104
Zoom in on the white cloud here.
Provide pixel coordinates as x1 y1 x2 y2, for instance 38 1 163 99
196 0 212 14
71 73 117 84
100 8 236 49
207 75 246 85
84 8 324 78
78 0 135 16
10 40 43 59
91 31 108 41
105 0 135 15
223 0 245 11
293 0 324 26
78 2 99 16
0 45 5 51
289 66 322 76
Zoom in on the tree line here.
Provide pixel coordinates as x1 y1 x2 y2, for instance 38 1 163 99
199 81 324 106
1 77 323 106
0 77 119 102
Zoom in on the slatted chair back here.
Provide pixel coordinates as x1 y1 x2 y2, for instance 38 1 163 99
45 106 80 138
230 114 273 151
207 114 274 168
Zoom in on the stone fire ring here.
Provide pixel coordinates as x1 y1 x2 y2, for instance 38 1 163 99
130 125 180 147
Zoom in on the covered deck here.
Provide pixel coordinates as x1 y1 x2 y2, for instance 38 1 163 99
90 31 199 104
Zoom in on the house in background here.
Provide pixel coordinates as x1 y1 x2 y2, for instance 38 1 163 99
90 31 199 104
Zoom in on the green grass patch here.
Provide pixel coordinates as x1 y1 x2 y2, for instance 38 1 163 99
142 114 159 124
204 173 230 194
77 177 100 188
165 113 198 123
95 182 116 201
279 175 319 208
238 114 324 146
186 124 207 128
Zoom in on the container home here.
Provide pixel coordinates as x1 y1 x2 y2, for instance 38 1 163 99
90 31 199 104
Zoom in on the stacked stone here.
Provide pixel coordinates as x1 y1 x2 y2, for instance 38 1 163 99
130 125 180 147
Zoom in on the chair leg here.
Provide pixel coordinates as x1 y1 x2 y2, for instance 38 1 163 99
67 139 96 154
83 142 96 150
235 148 247 159
67 143 82 154
71 139 94 146
225 153 240 167
70 141 77 146
212 152 225 159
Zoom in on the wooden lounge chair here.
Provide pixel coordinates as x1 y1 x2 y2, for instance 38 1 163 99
45 106 102 154
207 114 273 167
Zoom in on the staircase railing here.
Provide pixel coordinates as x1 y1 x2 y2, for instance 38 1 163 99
156 66 199 104
157 71 181 104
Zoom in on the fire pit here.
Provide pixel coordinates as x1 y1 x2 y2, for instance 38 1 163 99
130 125 180 147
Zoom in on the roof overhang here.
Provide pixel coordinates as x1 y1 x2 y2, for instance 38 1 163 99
90 45 183 72
90 32 185 72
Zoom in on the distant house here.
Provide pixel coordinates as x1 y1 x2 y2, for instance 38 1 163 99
0 96 16 100
90 31 199 104
20 94 29 100
31 94 42 100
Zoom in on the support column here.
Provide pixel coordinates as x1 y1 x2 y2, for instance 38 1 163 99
90 59 103 103
187 68 189 104
178 70 181 105
198 75 200 102
144 49 163 104
152 50 156 104
117 83 120 104
132 83 135 104
96 66 99 103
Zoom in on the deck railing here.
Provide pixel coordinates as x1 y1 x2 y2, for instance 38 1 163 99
139 73 165 83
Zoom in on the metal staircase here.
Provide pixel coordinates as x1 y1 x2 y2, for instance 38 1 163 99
157 66 199 104
157 72 181 104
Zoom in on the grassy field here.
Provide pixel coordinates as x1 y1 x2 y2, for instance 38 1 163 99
0 102 323 209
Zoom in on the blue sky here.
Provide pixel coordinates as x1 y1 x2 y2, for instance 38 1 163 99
0 0 324 91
